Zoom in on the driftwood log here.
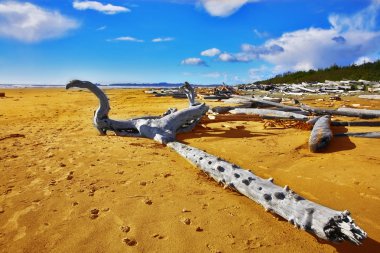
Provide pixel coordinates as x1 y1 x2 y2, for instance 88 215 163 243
167 141 367 244
66 80 208 144
229 108 308 120
301 105 380 119
231 95 301 111
309 115 333 152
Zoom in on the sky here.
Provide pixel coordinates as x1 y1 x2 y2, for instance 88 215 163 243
0 0 380 85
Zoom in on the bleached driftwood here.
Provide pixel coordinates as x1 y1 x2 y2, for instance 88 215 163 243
230 108 308 120
334 132 380 138
301 105 380 118
232 95 302 111
66 80 208 144
167 141 367 244
309 115 333 152
336 108 380 118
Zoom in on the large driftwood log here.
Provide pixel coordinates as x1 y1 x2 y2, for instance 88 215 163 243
309 115 333 152
301 105 380 118
66 80 208 144
232 95 302 111
167 141 367 244
229 108 309 120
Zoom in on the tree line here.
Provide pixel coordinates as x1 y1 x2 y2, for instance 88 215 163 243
256 60 380 84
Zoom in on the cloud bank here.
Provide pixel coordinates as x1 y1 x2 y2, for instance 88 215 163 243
0 1 78 43
73 1 130 14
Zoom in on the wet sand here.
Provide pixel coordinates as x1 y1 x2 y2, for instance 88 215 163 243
0 88 379 253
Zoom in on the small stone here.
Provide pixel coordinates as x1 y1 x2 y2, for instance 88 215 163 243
90 209 99 214
66 175 73 180
181 218 191 225
182 208 190 213
139 181 147 186
0 207 4 213
195 227 203 232
120 226 131 233
59 163 66 167
72 201 79 206
122 238 137 246
103 208 110 212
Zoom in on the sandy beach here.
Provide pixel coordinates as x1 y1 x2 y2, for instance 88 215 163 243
1 87 380 253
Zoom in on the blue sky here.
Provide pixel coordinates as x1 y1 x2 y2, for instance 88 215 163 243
0 0 379 85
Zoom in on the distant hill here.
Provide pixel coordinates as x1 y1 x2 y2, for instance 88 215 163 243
256 60 380 84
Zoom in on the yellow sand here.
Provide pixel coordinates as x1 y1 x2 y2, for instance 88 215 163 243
0 88 379 253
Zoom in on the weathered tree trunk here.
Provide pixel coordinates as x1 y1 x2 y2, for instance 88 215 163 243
66 80 208 144
231 95 302 111
230 108 309 120
301 105 380 118
167 141 367 245
334 132 380 138
331 121 380 127
309 115 333 152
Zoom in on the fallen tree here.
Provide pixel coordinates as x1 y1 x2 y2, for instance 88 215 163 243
301 105 380 119
167 141 367 245
66 80 208 144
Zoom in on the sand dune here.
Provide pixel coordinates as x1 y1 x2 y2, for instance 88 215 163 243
0 88 379 253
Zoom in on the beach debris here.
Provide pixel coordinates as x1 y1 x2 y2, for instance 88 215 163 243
309 115 333 152
358 95 380 100
167 141 367 244
301 104 380 118
195 226 203 232
0 92 5 97
66 80 209 144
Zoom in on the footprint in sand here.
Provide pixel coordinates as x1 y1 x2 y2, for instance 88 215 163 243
122 238 138 246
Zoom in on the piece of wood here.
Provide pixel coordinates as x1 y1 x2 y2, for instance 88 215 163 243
309 115 333 152
230 108 309 120
66 80 208 144
167 141 367 244
301 105 380 118
232 95 302 111
334 132 380 138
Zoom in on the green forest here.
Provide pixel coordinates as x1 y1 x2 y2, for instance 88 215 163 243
257 60 380 84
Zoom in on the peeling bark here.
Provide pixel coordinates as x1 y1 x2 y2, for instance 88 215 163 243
309 115 333 152
66 80 208 144
167 141 367 245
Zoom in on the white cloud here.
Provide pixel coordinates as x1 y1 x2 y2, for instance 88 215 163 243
96 25 107 31
201 48 221 57
219 53 238 62
0 1 78 43
253 29 270 38
112 36 144 42
198 0 259 17
181 57 208 66
152 37 174 42
218 0 380 74
73 1 130 15
354 56 375 65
